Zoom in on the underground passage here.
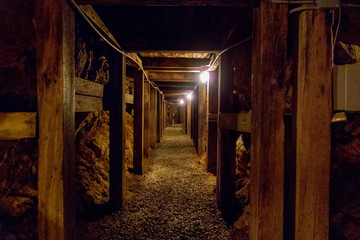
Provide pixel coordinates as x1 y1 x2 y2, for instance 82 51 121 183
1 0 360 240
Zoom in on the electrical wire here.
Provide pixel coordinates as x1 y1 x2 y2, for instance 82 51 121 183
289 6 319 14
333 4 342 66
68 0 170 102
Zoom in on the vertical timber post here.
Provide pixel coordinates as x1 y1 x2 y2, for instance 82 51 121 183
207 70 218 174
133 70 144 175
250 1 288 240
216 53 237 218
186 98 191 136
36 0 75 239
294 10 331 240
150 87 157 148
156 91 161 142
109 53 126 209
144 81 150 156
197 82 207 155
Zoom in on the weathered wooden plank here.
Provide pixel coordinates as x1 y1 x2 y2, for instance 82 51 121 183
207 70 218 174
125 93 134 104
150 87 157 148
156 91 162 142
133 70 144 174
149 72 199 82
197 82 207 155
75 77 104 97
250 1 288 240
144 81 151 156
76 0 252 6
143 57 210 69
75 94 103 112
216 52 237 218
36 0 75 239
109 53 126 209
294 10 332 240
0 112 37 139
186 98 191 136
218 112 251 133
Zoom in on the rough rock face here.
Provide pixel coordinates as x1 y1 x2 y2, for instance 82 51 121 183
75 111 134 213
0 0 37 112
0 139 38 239
330 113 360 240
234 134 250 238
334 8 360 65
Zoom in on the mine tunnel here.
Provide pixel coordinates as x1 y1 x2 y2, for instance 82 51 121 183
1 0 360 240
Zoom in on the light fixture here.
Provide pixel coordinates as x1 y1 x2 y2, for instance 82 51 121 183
200 71 210 84
179 99 184 105
187 93 192 100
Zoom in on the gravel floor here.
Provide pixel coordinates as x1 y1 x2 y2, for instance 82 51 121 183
76 124 237 240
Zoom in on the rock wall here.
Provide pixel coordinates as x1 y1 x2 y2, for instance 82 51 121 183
233 134 250 239
75 111 134 214
0 1 38 239
330 113 360 240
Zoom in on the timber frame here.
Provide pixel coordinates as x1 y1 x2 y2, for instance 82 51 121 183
4 1 331 239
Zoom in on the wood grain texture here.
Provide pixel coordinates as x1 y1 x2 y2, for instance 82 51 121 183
197 82 207 155
125 93 134 104
207 70 218 174
109 53 126 209
295 10 332 240
36 0 75 239
250 1 288 240
0 112 36 139
144 81 151 156
150 87 157 148
75 77 104 97
75 94 103 112
133 70 144 174
216 52 236 217
143 57 210 69
77 0 252 6
156 91 162 142
218 112 251 133
186 98 191 136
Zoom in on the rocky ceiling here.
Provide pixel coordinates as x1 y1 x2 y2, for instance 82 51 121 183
87 1 253 101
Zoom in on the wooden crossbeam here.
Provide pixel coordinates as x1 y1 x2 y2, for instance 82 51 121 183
142 57 210 69
218 112 251 133
149 72 199 82
76 0 252 6
0 112 37 139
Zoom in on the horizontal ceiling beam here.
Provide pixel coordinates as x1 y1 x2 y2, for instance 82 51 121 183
142 57 210 69
149 72 199 81
77 0 252 6
155 82 197 88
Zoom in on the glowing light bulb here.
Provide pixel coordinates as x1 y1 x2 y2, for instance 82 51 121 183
179 99 184 105
187 93 192 100
200 71 209 83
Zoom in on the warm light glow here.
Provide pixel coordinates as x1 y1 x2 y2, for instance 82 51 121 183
200 71 209 83
179 99 184 105
187 93 192 100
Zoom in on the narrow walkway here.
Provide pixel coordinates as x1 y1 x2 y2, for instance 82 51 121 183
76 125 235 239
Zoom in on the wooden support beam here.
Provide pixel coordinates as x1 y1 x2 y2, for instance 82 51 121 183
186 98 191 136
36 0 75 239
75 77 104 97
218 112 251 133
108 53 126 209
133 70 144 174
144 81 151 156
197 82 207 155
76 0 252 6
142 57 210 69
75 95 103 112
125 93 134 104
294 10 332 240
148 72 199 82
250 2 288 240
156 91 162 142
207 70 218 174
150 87 157 148
216 52 237 218
0 112 37 140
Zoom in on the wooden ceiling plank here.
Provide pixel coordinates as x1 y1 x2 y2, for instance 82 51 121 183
77 0 252 6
